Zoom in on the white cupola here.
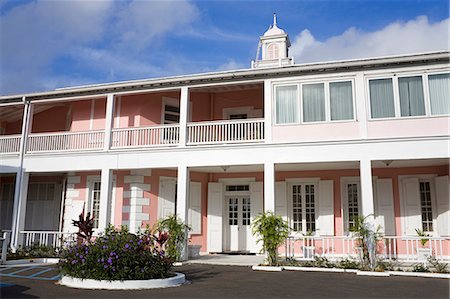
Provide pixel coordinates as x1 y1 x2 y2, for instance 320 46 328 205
252 14 294 69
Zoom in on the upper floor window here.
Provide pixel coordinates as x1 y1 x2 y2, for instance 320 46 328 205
368 72 450 119
275 80 354 124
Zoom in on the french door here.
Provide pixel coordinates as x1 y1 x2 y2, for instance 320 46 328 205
227 196 251 252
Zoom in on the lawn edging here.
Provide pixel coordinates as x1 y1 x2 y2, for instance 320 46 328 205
4 258 60 265
58 272 186 290
254 265 449 279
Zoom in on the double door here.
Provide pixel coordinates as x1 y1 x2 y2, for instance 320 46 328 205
227 196 251 252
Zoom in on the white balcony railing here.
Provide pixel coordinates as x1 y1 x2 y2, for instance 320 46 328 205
27 130 105 153
0 135 21 154
187 118 265 145
111 124 180 149
285 235 450 262
19 231 76 248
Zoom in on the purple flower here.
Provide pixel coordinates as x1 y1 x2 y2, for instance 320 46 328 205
125 244 130 249
103 245 107 249
82 259 86 263
97 258 100 262
107 258 112 264
101 258 104 262
76 253 79 257
79 254 83 259
104 265 108 269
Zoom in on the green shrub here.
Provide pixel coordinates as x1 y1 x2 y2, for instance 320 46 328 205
59 226 173 281
427 256 449 274
412 263 429 272
251 211 290 266
156 215 191 262
7 245 59 260
337 258 360 269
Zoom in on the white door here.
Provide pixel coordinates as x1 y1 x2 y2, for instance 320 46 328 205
227 196 251 252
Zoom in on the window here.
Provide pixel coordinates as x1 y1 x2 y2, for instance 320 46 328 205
28 183 56 201
369 78 395 119
369 72 450 119
303 83 325 122
346 183 360 230
398 76 425 117
226 185 250 192
276 85 298 124
274 80 354 124
419 181 433 232
267 43 279 59
89 181 101 229
330 81 354 120
428 73 450 115
291 183 316 233
163 104 180 124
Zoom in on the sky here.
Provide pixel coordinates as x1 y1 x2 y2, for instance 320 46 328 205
0 0 449 96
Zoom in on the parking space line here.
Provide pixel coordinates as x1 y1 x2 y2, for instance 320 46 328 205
29 268 54 277
8 266 36 275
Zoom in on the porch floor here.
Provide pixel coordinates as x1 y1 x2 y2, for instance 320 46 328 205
188 254 265 266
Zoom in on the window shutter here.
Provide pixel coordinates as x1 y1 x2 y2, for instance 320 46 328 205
435 176 450 236
375 179 395 236
188 182 202 235
159 180 176 219
207 183 223 253
250 182 263 253
402 178 422 235
275 181 288 222
318 180 334 236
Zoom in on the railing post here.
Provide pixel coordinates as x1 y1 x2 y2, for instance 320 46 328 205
179 87 189 147
104 94 115 151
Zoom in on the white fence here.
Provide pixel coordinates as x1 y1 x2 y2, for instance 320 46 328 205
0 135 21 154
111 125 179 148
19 231 76 248
285 235 449 262
27 130 105 153
187 118 264 145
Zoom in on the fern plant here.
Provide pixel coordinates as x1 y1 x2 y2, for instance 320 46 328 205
251 211 290 266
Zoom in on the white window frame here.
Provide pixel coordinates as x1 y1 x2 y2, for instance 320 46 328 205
273 78 356 125
340 177 362 235
366 70 450 120
286 178 319 235
399 174 438 235
86 175 116 231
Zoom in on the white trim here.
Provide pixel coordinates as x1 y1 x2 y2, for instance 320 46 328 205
340 176 361 235
218 177 256 184
89 99 95 130
115 96 121 128
399 174 439 236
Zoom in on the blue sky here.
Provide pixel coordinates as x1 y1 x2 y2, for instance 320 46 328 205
0 0 448 95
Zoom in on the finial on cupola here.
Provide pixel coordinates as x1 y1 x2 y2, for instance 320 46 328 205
273 13 277 26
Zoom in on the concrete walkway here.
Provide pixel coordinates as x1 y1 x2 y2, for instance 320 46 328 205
187 254 265 266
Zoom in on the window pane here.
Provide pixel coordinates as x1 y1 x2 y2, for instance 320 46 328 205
419 182 433 232
398 76 425 117
330 81 353 120
303 83 325 122
276 85 298 124
369 79 395 118
429 73 450 115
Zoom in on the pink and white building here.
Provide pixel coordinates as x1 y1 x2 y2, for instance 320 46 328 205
0 19 449 262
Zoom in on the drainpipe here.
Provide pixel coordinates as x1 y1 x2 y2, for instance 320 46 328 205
10 98 33 251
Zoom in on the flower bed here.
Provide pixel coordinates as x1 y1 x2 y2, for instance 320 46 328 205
59 226 174 281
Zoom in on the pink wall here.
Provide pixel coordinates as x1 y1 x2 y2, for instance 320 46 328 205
367 116 450 139
115 92 180 128
272 122 360 143
70 99 106 131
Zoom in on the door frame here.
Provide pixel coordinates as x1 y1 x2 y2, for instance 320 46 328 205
219 177 255 253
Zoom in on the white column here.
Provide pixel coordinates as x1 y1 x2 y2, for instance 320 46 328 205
264 162 275 212
176 165 190 260
98 168 113 231
360 159 375 221
15 172 30 247
263 79 272 143
11 101 33 251
179 86 189 146
104 94 115 151
355 73 368 139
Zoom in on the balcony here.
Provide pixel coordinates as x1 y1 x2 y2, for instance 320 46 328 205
0 119 265 154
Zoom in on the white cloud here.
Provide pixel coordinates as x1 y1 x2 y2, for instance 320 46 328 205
0 0 199 95
290 16 450 63
217 59 246 71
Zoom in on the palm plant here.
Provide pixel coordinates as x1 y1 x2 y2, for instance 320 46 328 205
251 211 290 266
156 214 191 262
350 215 382 271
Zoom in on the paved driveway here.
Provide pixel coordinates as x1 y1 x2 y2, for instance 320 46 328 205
1 264 449 298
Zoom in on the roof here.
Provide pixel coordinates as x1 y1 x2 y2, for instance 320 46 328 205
0 51 449 104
